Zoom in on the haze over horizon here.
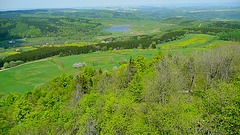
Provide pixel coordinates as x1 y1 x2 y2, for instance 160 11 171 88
0 0 239 10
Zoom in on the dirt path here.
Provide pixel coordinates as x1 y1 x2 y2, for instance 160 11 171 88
0 58 50 72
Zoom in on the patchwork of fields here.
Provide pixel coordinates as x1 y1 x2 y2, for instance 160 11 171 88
0 49 159 93
0 34 231 94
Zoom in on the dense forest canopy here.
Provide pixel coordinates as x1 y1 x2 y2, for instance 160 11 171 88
0 17 110 42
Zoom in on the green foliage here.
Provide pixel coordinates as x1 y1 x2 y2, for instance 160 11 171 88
83 66 96 77
9 61 16 67
3 62 10 69
59 52 64 57
1 43 240 134
134 55 147 72
12 99 33 124
219 31 240 41
2 92 21 106
0 17 107 41
128 72 144 102
101 46 107 51
0 16 240 134
2 45 97 66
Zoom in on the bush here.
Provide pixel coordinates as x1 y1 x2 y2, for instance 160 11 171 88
3 62 10 69
9 61 16 67
15 60 24 65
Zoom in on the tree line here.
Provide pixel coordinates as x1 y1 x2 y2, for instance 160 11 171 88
1 26 239 68
0 30 188 68
0 45 97 67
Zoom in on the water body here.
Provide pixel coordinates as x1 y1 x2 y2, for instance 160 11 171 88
102 25 133 32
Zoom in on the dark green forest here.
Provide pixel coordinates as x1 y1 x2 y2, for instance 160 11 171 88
0 17 110 42
1 44 240 134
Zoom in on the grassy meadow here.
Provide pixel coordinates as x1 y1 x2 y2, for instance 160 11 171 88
157 34 217 53
0 61 77 94
0 34 232 94
57 49 159 70
0 49 159 93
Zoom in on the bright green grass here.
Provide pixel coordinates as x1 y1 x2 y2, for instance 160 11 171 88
157 34 216 53
0 33 232 94
0 49 159 94
57 49 159 71
0 61 77 94
25 37 56 42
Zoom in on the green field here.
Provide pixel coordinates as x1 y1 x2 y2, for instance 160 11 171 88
58 49 159 70
0 61 77 94
0 34 234 94
0 49 159 94
157 34 217 53
0 46 36 58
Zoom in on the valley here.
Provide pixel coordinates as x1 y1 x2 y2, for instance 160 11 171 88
0 5 240 134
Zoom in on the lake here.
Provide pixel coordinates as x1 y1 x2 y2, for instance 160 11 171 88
102 25 133 32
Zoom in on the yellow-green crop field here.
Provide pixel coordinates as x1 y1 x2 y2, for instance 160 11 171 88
157 34 216 52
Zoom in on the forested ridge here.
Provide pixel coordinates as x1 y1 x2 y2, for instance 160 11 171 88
0 9 150 20
1 43 240 134
0 17 110 41
1 7 240 21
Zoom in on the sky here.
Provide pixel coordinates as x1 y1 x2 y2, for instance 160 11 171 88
0 0 239 10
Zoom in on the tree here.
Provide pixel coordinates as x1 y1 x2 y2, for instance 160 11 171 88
12 100 33 124
83 66 95 77
101 46 107 51
73 63 82 68
129 72 143 102
26 26 41 38
9 61 16 67
135 55 147 73
3 62 10 69
59 52 64 57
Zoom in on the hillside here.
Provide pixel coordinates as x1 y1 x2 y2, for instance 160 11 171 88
0 5 240 135
1 43 240 134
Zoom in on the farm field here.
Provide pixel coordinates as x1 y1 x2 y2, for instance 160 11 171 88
0 34 233 94
0 49 159 94
0 61 77 94
0 46 36 58
0 33 234 94
157 34 217 53
57 49 159 70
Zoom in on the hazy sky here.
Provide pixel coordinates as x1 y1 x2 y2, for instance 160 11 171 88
0 0 239 10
